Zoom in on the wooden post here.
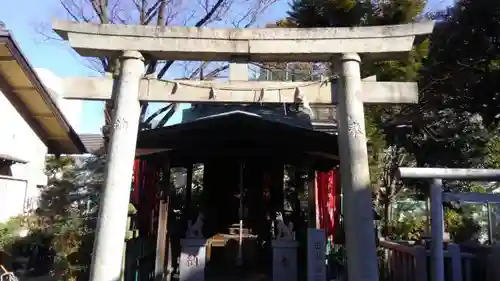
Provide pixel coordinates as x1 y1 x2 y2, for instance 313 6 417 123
487 203 494 244
315 172 321 229
425 195 431 236
155 160 171 281
430 179 445 281
413 245 428 281
307 170 316 228
185 164 193 217
228 58 248 268
448 243 463 281
182 164 193 278
490 245 500 281
236 161 244 266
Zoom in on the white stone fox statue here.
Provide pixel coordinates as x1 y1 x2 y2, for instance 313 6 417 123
186 213 204 238
275 212 294 240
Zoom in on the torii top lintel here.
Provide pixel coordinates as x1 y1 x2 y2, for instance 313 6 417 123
53 20 434 62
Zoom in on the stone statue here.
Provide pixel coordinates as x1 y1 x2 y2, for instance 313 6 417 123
186 213 204 238
275 212 294 241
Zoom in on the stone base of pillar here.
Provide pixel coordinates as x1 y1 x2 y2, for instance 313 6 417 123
272 240 298 281
179 239 207 281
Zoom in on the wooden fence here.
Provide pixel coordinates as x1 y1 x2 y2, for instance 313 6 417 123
378 239 500 281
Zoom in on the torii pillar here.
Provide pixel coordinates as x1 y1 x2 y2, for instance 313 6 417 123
90 51 145 281
335 53 378 280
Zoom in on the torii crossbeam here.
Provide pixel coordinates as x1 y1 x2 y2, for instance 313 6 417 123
61 76 418 104
53 20 434 281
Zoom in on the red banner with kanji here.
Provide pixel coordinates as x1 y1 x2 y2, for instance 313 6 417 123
316 169 340 238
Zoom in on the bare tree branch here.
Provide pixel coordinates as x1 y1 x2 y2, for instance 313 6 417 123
194 0 225 27
60 0 89 22
156 0 226 79
89 0 108 23
206 64 229 79
43 0 283 136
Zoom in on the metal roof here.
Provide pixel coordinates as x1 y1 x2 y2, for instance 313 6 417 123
0 29 86 154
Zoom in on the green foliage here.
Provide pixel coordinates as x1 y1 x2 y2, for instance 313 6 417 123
409 0 500 170
385 218 425 241
286 0 432 229
288 0 426 28
419 0 500 128
485 131 500 168
445 209 481 243
286 0 500 243
288 0 370 27
0 155 103 280
39 156 102 281
39 157 77 219
0 216 26 251
366 113 386 185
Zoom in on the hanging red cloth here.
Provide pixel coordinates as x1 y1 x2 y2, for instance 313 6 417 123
316 169 339 238
329 169 339 237
132 159 141 205
133 158 162 237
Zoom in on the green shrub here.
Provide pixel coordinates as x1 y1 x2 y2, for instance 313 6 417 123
0 216 27 251
385 218 425 241
445 209 481 243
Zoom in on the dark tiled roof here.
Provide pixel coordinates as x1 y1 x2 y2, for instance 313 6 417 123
79 134 104 154
182 104 314 129
79 104 338 154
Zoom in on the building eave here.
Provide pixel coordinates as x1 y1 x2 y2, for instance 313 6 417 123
0 29 86 154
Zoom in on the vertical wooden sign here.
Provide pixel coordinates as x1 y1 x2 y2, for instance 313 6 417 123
307 228 326 281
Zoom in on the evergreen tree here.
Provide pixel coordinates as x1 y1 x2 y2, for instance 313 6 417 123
420 0 500 128
287 0 428 226
0 156 105 280
288 0 425 27
407 0 499 169
287 0 499 241
408 0 500 238
288 0 372 27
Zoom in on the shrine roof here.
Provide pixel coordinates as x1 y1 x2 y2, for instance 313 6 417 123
181 104 315 128
0 29 86 154
137 110 339 169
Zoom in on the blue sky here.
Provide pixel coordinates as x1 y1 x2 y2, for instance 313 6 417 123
0 0 451 134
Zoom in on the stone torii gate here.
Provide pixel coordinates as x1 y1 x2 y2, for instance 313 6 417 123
398 168 500 281
53 20 434 281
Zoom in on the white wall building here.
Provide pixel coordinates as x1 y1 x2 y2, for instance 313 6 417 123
0 30 85 223
0 85 47 222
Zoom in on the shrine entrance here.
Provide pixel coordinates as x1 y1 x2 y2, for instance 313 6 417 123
202 160 282 278
53 19 434 281
135 110 339 280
